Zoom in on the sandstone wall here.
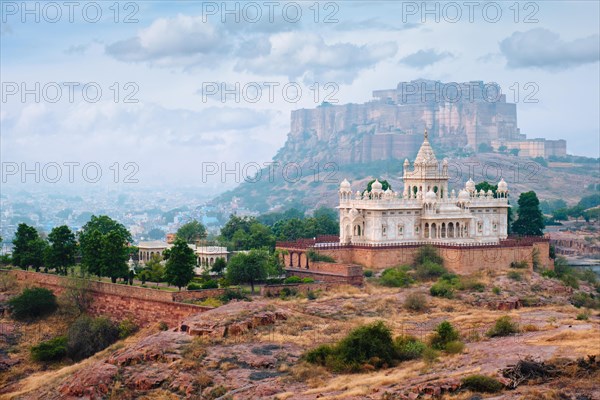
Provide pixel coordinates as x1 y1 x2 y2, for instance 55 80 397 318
5 270 210 327
314 241 552 275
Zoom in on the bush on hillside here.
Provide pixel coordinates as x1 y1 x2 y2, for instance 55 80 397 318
30 336 68 362
394 335 426 361
284 276 302 284
8 287 58 320
487 316 519 337
429 321 460 350
67 316 119 361
304 321 398 372
380 267 413 288
404 293 428 312
201 280 219 289
461 375 503 393
430 281 454 298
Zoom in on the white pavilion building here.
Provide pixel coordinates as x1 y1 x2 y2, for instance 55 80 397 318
338 130 510 245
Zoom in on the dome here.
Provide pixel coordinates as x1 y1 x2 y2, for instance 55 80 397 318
487 189 494 197
340 178 351 190
425 189 437 202
498 178 508 192
458 189 470 201
372 179 383 191
465 178 475 192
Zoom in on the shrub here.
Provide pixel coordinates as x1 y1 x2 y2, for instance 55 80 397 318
284 276 302 284
380 267 413 287
560 274 579 289
430 281 454 298
394 335 426 361
414 245 444 267
422 347 439 363
414 260 446 281
510 260 528 269
187 283 202 290
461 375 503 393
304 321 397 373
576 312 589 320
492 286 501 295
458 277 485 292
507 271 522 281
429 321 459 350
429 321 460 350
404 293 428 312
444 340 464 354
279 287 298 299
197 297 223 307
158 321 169 331
118 318 138 339
201 280 219 289
30 336 67 362
306 250 335 263
218 288 247 303
67 316 119 361
541 269 557 279
363 270 374 278
571 292 600 309
302 277 315 283
575 268 597 285
218 277 231 287
8 287 58 320
487 316 519 337
306 290 317 300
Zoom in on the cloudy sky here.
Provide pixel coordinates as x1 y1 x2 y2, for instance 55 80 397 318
1 1 599 191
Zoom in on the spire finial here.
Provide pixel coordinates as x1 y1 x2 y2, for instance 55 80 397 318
424 127 428 140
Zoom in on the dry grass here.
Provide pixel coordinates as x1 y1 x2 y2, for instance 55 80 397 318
527 327 600 354
288 362 331 388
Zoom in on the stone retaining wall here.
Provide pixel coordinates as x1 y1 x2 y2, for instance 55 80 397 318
4 270 210 328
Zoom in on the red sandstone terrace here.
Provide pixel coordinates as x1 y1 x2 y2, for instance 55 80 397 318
277 235 552 279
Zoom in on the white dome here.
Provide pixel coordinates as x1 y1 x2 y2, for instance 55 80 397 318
498 178 508 192
372 179 383 191
466 178 475 192
425 189 437 202
487 189 494 196
458 189 470 201
340 178 351 189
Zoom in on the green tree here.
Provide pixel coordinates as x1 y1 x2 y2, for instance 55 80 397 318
552 208 569 221
164 239 196 290
144 254 165 286
512 191 545 236
12 223 47 271
176 220 207 243
211 257 227 274
79 215 132 282
225 249 269 293
46 225 77 275
475 181 498 198
219 215 257 243
366 179 392 192
509 148 520 156
100 230 130 283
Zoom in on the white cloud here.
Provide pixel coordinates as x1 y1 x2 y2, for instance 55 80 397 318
234 32 398 83
399 49 454 68
499 28 600 70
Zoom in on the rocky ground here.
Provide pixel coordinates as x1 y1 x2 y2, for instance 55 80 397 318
1 272 599 400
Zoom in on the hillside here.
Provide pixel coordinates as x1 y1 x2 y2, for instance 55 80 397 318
213 153 599 213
